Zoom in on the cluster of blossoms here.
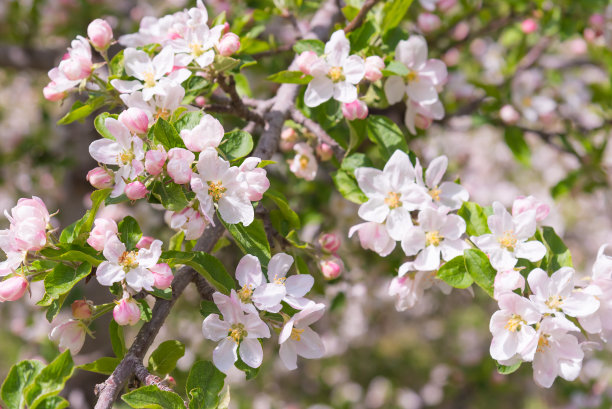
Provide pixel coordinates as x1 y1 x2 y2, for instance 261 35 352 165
202 253 325 373
49 300 93 354
282 126 334 182
317 232 344 280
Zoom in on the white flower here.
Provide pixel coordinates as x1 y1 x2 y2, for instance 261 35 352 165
579 245 612 340
416 155 469 210
171 25 224 68
388 269 450 311
180 114 225 152
202 290 271 373
400 207 467 271
471 202 546 271
279 302 326 370
493 269 525 300
49 320 87 355
169 207 207 240
303 30 365 107
288 143 318 181
120 82 185 123
348 221 396 257
511 70 556 122
96 235 163 292
403 99 445 134
354 150 430 240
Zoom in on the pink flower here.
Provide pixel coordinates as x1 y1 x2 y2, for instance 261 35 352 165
125 181 148 200
437 0 456 12
217 32 240 56
167 148 195 184
493 269 525 300
145 146 167 176
521 19 538 34
318 233 341 253
49 320 87 354
289 143 318 181
136 236 155 249
500 104 520 124
113 297 141 326
170 208 207 240
58 36 93 81
316 143 333 161
418 13 441 33
43 82 67 101
87 19 113 50
364 56 385 82
342 100 368 121
0 276 28 302
87 218 118 252
296 51 319 75
512 196 549 222
87 167 113 189
118 107 149 134
280 127 298 152
5 197 51 252
348 222 396 257
71 300 93 319
319 256 344 280
180 114 224 152
237 158 270 201
150 263 173 289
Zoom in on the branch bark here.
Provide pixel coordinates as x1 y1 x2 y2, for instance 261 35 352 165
344 0 382 33
0 43 62 71
290 106 345 160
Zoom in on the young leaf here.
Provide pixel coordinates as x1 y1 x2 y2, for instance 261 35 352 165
118 216 143 251
219 130 254 161
186 361 226 409
504 126 531 166
1 360 45 409
382 0 414 33
78 357 121 375
148 340 185 376
57 96 105 125
149 181 190 212
267 70 313 84
109 320 127 358
541 226 572 271
94 113 117 140
173 111 204 133
153 118 185 149
437 256 473 289
223 218 271 265
122 385 185 409
292 39 325 55
200 300 221 318
497 361 521 375
43 262 91 299
464 249 496 297
23 351 74 407
366 115 409 160
458 202 491 236
332 170 368 204
264 190 301 230
186 252 236 294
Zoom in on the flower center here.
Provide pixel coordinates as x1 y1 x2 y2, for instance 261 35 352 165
545 294 563 310
190 42 204 56
522 97 532 107
384 192 401 209
406 71 419 83
207 181 227 202
274 275 286 285
429 187 441 202
118 150 135 165
118 251 138 270
299 155 309 170
328 66 344 82
504 314 526 332
425 230 443 247
238 284 253 303
498 231 518 251
290 327 305 341
155 107 170 120
143 71 156 88
536 333 550 352
229 323 247 343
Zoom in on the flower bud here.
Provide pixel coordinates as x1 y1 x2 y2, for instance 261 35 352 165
364 56 385 82
452 21 470 41
296 51 319 75
512 195 550 222
0 276 28 302
195 96 206 106
49 320 86 354
87 19 113 51
217 33 240 56
118 107 149 135
136 236 155 250
145 146 167 176
319 256 344 280
71 300 93 319
87 167 113 189
418 13 441 33
222 22 231 34
125 181 148 200
150 263 174 290
342 100 368 121
113 297 141 326
43 82 67 101
318 233 341 253
87 218 118 251
415 113 433 130
167 148 195 184
521 18 538 34
438 0 457 12
499 104 520 124
316 143 333 161
589 13 605 32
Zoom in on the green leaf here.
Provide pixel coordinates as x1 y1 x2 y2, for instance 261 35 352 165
332 170 368 204
292 39 325 55
200 300 221 318
122 385 185 409
497 361 521 375
234 357 259 380
347 118 368 153
366 115 409 160
504 126 530 166
78 357 121 375
45 295 67 322
223 218 271 265
185 252 236 294
23 351 74 407
150 287 173 300
458 202 491 236
153 118 185 149
437 256 473 289
44 262 91 299
464 249 496 297
340 153 372 174
212 55 240 72
118 216 142 251
382 0 414 33
267 70 313 84
148 340 185 376
264 190 300 229
173 111 204 133
39 244 104 267
94 113 117 140
109 320 127 358
137 299 153 322
219 130 254 161
60 188 111 244
149 181 190 212
541 226 572 271
1 360 44 409
160 250 195 267
186 361 226 409
551 170 579 199
381 60 410 77
57 96 105 125
109 49 125 78
349 20 376 52
30 395 69 409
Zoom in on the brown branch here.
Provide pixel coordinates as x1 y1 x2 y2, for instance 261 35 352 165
290 106 345 161
344 0 382 33
0 43 62 70
216 74 266 125
132 358 181 396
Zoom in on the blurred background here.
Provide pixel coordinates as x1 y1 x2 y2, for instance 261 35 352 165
2 0 612 408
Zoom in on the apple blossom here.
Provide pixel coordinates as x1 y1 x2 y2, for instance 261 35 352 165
319 256 344 280
289 143 318 181
512 196 549 222
493 269 525 300
471 201 546 271
113 297 141 326
171 24 224 67
42 82 67 101
202 290 271 373
71 300 93 319
87 19 113 50
419 0 441 11
418 13 441 33
578 245 612 340
86 167 113 189
58 36 93 81
150 263 174 290
296 51 319 75
180 114 225 152
342 100 368 121
0 276 28 302
416 155 469 210
437 0 457 12
279 302 326 370
388 271 446 311
49 320 87 354
318 232 341 253
125 181 148 200
303 30 365 107
500 104 520 124
280 127 298 152
118 107 150 135
166 148 195 185
136 236 155 250
316 143 333 161
170 207 207 240
120 82 186 122
348 222 396 257
217 32 240 56
145 146 167 175
511 70 556 122
237 157 270 201
521 18 538 34
87 217 118 251
364 56 385 82
403 99 445 134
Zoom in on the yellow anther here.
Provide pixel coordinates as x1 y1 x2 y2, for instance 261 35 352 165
406 71 419 83
229 323 247 343
425 230 443 247
143 71 156 88
118 251 138 270
118 150 135 165
537 334 550 352
328 66 344 82
155 108 170 120
207 181 227 202
299 156 309 170
429 187 441 202
238 285 253 303
498 231 518 251
522 97 532 107
274 276 286 285
504 314 526 332
545 294 563 310
189 42 203 56
384 192 401 209
290 327 305 341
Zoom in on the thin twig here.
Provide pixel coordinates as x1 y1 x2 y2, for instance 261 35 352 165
216 74 266 125
290 106 345 160
344 0 382 33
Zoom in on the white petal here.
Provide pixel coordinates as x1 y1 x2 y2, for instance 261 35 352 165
343 55 365 84
279 341 298 370
96 262 125 286
385 76 406 105
202 314 230 341
285 274 314 297
235 255 264 288
304 77 334 107
213 338 238 373
332 81 357 103
239 338 263 368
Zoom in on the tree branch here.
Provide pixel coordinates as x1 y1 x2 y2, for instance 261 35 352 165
290 106 345 160
216 74 266 125
0 43 62 71
343 0 381 33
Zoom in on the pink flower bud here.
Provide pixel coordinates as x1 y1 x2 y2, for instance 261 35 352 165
589 14 605 31
87 217 117 251
87 19 113 50
521 18 538 34
319 256 344 280
125 181 148 200
118 107 149 135
43 82 67 101
584 28 598 42
113 298 141 326
136 236 155 250
567 38 587 55
150 263 174 290
364 56 385 82
437 0 457 12
442 48 460 66
316 143 333 161
512 195 550 222
217 32 240 56
71 299 93 319
296 51 319 75
418 13 441 33
87 167 113 189
415 113 433 130
195 96 206 106
222 22 230 34
49 320 86 354
145 146 167 176
342 100 368 121
500 104 520 124
0 276 28 302
318 233 341 253
452 21 470 41
167 148 195 184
